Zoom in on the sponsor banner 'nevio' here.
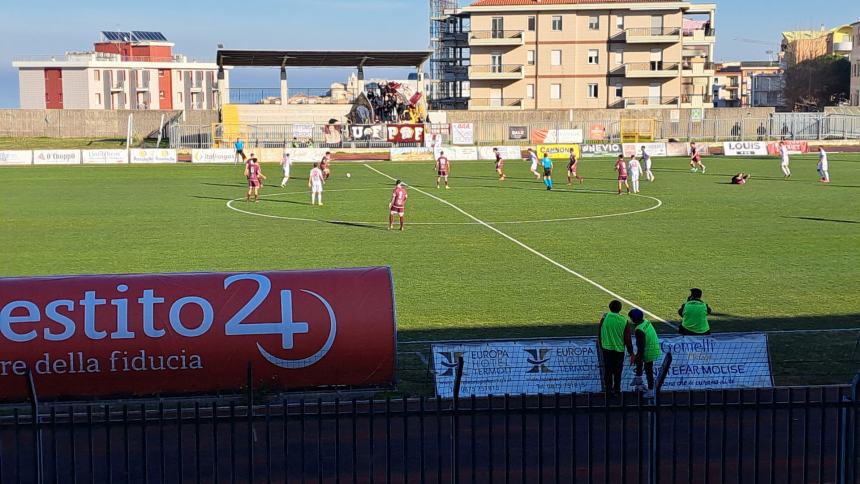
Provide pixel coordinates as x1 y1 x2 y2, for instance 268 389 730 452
0 268 396 401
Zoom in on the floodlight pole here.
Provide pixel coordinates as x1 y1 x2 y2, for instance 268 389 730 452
280 56 290 107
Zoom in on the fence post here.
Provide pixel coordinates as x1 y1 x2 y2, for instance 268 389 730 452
839 372 860 484
26 370 44 484
649 352 673 484
246 362 254 483
450 356 465 484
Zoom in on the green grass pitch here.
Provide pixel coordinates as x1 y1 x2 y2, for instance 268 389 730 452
1 154 858 391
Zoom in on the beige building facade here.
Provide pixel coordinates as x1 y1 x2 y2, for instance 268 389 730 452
461 0 715 110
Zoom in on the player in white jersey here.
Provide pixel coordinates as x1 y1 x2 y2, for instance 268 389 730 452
527 148 541 179
279 152 292 187
779 141 791 178
308 162 325 206
817 146 830 183
628 155 643 193
641 146 654 182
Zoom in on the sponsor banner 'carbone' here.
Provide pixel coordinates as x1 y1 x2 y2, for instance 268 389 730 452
0 268 396 401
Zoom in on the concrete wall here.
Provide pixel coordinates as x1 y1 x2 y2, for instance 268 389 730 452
442 106 775 123
0 109 219 138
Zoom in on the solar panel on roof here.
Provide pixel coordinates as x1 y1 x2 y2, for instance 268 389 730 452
102 31 131 42
132 31 168 42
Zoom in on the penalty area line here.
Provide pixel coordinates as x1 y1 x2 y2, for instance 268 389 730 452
363 163 677 330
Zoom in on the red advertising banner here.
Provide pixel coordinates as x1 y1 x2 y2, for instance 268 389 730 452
386 124 425 144
767 141 809 155
0 268 396 401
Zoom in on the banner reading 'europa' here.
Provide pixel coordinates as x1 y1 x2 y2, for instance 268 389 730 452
0 268 396 401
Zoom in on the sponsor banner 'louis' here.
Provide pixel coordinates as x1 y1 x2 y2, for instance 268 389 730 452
0 268 396 401
724 141 768 156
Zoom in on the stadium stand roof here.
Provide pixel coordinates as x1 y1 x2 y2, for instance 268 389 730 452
216 50 432 68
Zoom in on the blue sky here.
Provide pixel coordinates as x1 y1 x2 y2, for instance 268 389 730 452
0 0 854 108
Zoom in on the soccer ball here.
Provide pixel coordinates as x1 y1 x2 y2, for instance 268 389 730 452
346 173 351 179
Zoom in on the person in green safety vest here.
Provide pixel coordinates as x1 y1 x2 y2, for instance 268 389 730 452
598 300 628 397
628 308 662 393
678 288 713 335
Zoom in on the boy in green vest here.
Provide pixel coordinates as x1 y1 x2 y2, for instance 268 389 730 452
598 300 628 396
678 288 713 335
628 308 662 392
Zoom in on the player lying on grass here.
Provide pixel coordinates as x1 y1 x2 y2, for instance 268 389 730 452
567 149 583 185
244 155 266 203
388 180 408 231
493 147 506 181
731 173 750 185
435 151 450 189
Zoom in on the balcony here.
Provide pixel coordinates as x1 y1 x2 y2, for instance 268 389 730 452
620 96 680 108
624 27 682 44
682 61 716 77
681 93 714 107
468 98 523 110
469 64 524 81
625 62 680 78
682 28 716 44
440 31 469 44
111 81 125 91
833 41 853 53
469 30 524 47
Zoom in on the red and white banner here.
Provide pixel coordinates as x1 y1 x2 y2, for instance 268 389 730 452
0 268 396 401
767 141 809 155
387 124 425 144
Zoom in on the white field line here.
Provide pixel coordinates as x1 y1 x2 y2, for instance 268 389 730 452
363 163 677 330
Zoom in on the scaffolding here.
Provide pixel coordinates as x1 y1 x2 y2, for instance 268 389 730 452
429 0 470 109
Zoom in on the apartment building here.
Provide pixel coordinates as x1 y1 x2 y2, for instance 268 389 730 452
713 61 783 108
13 31 228 110
851 21 860 106
781 25 854 67
451 0 715 110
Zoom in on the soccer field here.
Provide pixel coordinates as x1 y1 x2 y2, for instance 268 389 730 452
1 154 859 391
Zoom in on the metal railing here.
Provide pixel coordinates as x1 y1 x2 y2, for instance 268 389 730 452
625 27 682 38
469 30 524 41
469 98 524 108
1 384 857 482
469 64 524 74
681 93 714 103
224 88 357 105
625 62 681 72
623 96 680 107
683 28 716 37
13 53 214 64
682 61 715 70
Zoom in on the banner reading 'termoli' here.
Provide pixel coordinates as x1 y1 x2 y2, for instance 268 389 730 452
0 268 396 401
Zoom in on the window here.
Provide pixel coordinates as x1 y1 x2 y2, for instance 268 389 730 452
587 83 599 98
551 50 562 66
94 70 100 81
528 16 536 31
614 49 624 65
550 83 561 99
178 92 183 104
587 49 599 65
527 50 536 66
588 16 599 30
616 15 624 30
95 93 102 105
527 84 535 99
159 90 165 99
491 53 503 73
552 16 563 31
615 83 623 98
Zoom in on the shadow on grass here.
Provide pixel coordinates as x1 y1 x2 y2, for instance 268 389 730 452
782 216 859 225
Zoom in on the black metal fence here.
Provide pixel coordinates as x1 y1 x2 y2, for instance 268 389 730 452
2 383 858 483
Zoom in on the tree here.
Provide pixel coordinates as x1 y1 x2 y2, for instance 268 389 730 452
783 55 850 111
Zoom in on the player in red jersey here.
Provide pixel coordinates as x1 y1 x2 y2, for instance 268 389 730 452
567 148 583 185
244 154 266 202
690 142 706 174
493 147 507 181
435 151 450 189
320 151 332 180
615 154 630 195
389 180 408 231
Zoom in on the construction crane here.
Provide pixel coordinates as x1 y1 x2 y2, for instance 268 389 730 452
733 38 781 61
